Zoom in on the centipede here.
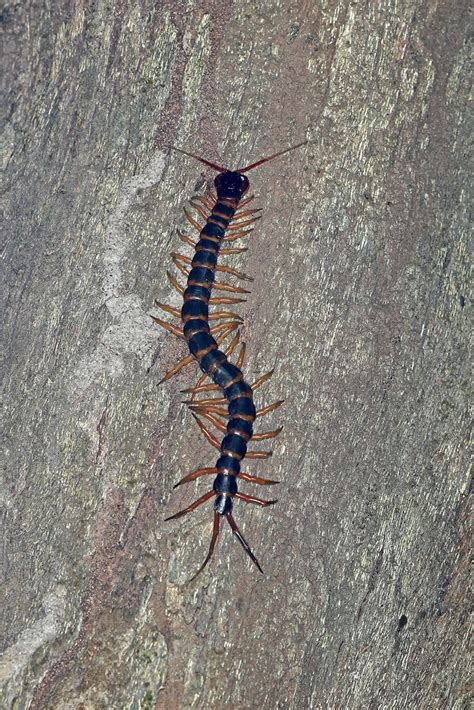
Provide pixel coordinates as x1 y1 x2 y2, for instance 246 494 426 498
154 140 306 579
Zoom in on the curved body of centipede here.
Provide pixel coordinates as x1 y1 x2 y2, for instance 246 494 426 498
154 142 306 578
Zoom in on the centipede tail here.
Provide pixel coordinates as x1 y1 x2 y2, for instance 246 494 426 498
156 140 306 578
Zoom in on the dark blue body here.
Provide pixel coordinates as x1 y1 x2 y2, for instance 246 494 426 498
181 172 253 515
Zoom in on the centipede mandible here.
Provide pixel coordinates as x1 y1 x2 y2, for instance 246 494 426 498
154 140 306 579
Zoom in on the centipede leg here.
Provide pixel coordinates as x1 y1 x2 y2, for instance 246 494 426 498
251 369 274 390
208 311 243 323
226 512 263 573
151 315 184 338
190 511 221 581
183 208 203 232
213 281 251 294
207 187 217 202
158 352 194 385
223 228 254 242
194 194 214 211
191 413 221 449
174 466 217 488
256 400 285 417
171 251 192 265
216 264 253 281
246 449 273 459
188 403 228 418
235 492 278 507
227 216 261 231
167 270 184 295
235 342 246 369
236 194 255 209
210 321 241 338
210 296 247 305
154 300 181 318
189 200 209 221
188 409 226 433
239 472 279 486
165 489 214 521
220 246 248 255
182 394 227 406
177 229 196 247
252 426 283 441
232 207 262 220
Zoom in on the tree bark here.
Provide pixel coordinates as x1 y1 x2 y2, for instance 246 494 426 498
2 1 470 708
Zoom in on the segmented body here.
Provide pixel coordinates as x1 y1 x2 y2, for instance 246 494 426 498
182 196 256 517
154 141 305 577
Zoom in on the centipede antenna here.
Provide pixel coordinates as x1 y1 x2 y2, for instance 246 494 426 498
169 146 227 173
226 512 263 573
238 140 307 173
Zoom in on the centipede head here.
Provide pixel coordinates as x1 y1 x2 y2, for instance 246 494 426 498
214 171 249 199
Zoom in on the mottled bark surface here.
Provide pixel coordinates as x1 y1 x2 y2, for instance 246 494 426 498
1 1 470 708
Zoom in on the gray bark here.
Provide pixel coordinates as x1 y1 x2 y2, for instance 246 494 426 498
2 1 470 708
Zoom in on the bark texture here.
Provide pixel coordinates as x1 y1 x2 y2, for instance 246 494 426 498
2 1 470 708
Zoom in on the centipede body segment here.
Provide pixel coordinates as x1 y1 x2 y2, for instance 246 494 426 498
154 141 306 578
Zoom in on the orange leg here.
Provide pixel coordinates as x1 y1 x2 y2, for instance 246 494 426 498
235 342 246 368
213 280 250 294
183 381 220 395
246 449 273 459
252 427 283 441
183 394 226 406
251 369 274 391
235 492 277 507
239 472 279 486
151 315 183 337
236 194 255 209
165 489 214 521
171 251 191 264
213 324 239 347
167 270 184 295
189 409 226 433
174 260 189 278
210 321 241 337
222 330 242 357
232 207 262 220
256 400 284 417
190 511 221 581
189 200 209 221
210 295 247 305
216 264 253 281
154 300 180 318
227 216 261 231
223 229 254 242
208 311 243 322
226 512 263 573
191 413 221 449
190 373 208 400
159 353 194 385
220 246 249 255
194 194 214 211
173 466 217 488
177 229 195 247
183 207 202 232
188 403 228 418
